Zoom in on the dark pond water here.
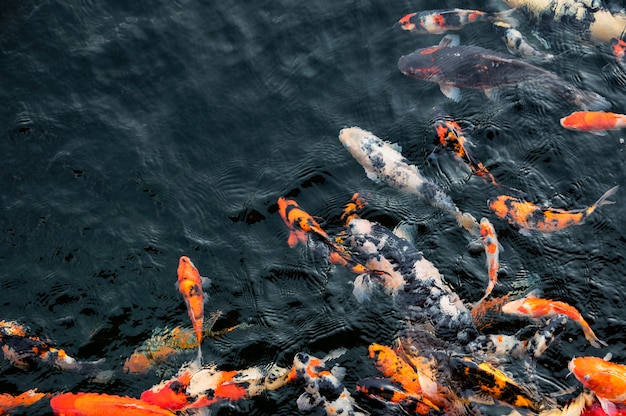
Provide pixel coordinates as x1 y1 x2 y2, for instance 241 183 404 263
1 0 625 414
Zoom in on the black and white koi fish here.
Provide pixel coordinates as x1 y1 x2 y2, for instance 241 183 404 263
398 34 610 110
339 126 479 234
493 21 554 60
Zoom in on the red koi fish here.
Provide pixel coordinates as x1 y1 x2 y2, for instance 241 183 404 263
177 256 205 363
560 111 626 135
569 356 626 415
0 389 49 414
502 295 606 348
488 185 618 234
477 217 501 303
0 320 105 376
399 8 517 34
50 392 176 416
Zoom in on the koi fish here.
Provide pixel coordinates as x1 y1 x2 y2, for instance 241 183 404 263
398 8 517 34
501 295 606 348
560 111 626 135
432 111 524 196
123 312 244 375
140 361 290 411
398 34 610 110
339 126 479 233
488 185 619 234
50 392 177 416
177 256 206 363
478 217 501 303
288 350 366 416
493 21 554 60
0 320 105 376
356 377 441 415
450 355 545 412
0 389 49 414
569 355 626 415
611 38 626 73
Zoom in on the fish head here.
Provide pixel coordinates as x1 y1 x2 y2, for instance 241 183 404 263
568 357 607 392
397 50 441 81
611 38 626 60
277 197 328 247
338 127 380 173
177 256 199 283
479 218 494 238
398 13 418 32
50 393 81 414
488 195 518 220
500 298 530 316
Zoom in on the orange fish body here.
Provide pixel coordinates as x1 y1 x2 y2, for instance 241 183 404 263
0 389 49 414
277 197 330 247
502 296 606 348
478 217 500 303
50 392 176 416
560 111 626 134
177 256 204 362
570 356 626 415
488 186 618 234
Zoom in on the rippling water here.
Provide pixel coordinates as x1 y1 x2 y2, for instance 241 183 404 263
1 0 625 414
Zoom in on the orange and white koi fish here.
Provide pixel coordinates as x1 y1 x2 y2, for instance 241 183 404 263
399 8 517 34
0 320 105 376
502 295 606 348
488 185 619 234
0 389 49 414
177 256 206 364
560 111 626 135
288 350 367 416
141 361 290 411
569 355 626 415
478 217 501 303
50 392 177 416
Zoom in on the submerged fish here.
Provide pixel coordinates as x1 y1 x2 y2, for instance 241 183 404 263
0 320 104 376
560 111 626 135
339 126 479 233
399 8 517 34
569 356 626 415
0 389 49 414
493 21 554 60
488 186 618 234
398 34 609 110
478 217 501 303
50 392 176 416
288 350 366 416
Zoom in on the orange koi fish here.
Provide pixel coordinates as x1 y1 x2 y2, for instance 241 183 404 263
569 356 626 415
398 9 517 34
0 389 49 414
477 217 501 303
356 377 439 415
177 256 206 363
501 295 606 348
50 392 176 416
560 111 626 135
488 185 619 234
0 320 104 376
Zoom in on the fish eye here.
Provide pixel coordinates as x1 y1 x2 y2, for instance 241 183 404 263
584 375 590 380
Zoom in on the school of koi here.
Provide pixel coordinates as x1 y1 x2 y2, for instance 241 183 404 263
3 1 626 415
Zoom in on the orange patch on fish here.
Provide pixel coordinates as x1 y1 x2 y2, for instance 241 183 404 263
51 392 177 416
177 256 204 358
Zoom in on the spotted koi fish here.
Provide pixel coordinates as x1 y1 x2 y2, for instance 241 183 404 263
432 111 524 196
339 126 479 233
478 217 501 303
0 320 105 376
398 34 610 110
141 361 290 411
0 389 49 414
569 355 626 415
50 392 177 416
502 294 606 348
560 111 626 135
288 350 366 416
493 21 554 60
488 185 619 234
177 256 207 364
399 8 517 34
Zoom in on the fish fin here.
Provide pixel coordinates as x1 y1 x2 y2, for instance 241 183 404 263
287 231 300 247
594 185 619 208
352 274 375 303
392 221 416 244
440 84 462 102
603 352 613 361
387 141 402 153
363 169 380 183
330 365 346 381
440 34 460 47
598 396 618 416
297 392 321 411
491 8 519 27
590 130 608 136
323 347 347 362
200 276 211 289
518 228 532 237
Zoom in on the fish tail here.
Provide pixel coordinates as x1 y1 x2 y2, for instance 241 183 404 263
491 8 518 28
587 185 619 216
581 325 607 348
565 85 611 111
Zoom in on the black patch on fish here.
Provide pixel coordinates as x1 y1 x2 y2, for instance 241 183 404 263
317 377 343 402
